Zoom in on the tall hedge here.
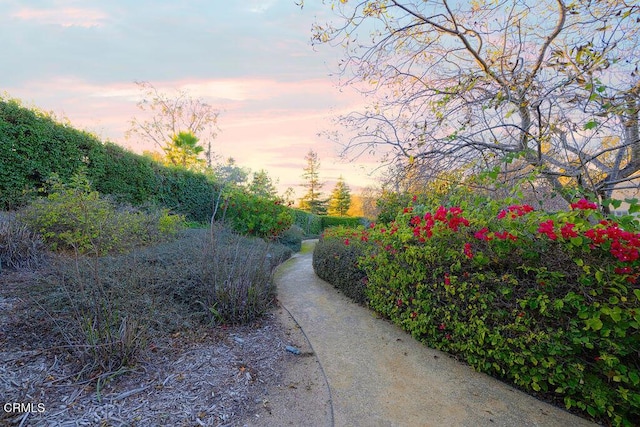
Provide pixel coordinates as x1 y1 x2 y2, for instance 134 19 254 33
292 209 322 236
0 96 217 222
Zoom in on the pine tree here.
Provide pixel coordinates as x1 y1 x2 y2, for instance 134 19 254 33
249 169 278 199
328 176 352 216
299 150 327 215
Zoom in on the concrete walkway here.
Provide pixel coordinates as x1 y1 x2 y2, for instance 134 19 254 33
273 240 598 427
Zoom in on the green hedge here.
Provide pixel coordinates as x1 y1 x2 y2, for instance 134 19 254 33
320 215 363 229
292 209 322 237
313 226 368 304
0 96 218 223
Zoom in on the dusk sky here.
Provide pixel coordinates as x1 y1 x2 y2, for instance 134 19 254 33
1 0 379 198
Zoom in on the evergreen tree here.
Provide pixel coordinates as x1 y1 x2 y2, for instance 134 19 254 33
214 157 249 187
249 169 278 199
299 150 327 215
328 176 352 216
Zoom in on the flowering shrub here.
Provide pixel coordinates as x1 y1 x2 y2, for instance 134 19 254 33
339 197 639 426
313 226 368 304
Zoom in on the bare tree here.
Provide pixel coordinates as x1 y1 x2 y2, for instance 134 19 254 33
309 0 640 206
128 81 220 167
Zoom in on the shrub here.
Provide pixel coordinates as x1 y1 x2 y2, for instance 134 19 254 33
292 209 322 237
313 226 368 304
320 215 363 229
32 226 291 381
0 212 46 271
278 225 304 252
219 190 294 239
19 171 184 255
351 197 639 425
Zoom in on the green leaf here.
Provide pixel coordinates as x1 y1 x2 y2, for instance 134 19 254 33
584 317 603 331
629 202 640 215
634 289 640 302
584 120 599 130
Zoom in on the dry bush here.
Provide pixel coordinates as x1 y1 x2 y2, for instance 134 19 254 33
0 212 46 271
32 226 292 379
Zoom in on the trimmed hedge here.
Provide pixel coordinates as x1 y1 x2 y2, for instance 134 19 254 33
321 215 363 229
278 225 304 252
0 96 217 223
312 226 368 304
292 209 322 237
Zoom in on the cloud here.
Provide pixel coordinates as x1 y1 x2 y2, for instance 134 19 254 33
246 0 278 14
11 6 109 28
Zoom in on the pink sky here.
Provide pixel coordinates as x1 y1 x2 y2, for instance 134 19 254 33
1 1 381 199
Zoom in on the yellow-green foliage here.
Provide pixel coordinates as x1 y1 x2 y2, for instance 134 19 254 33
19 171 183 255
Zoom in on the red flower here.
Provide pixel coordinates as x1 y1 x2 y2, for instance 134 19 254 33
344 238 350 246
397 299 403 307
614 266 633 275
412 195 418 202
438 323 446 330
411 311 418 319
463 242 474 259
435 206 448 222
448 216 470 231
444 273 451 286
560 223 578 239
570 198 598 210
498 204 535 219
495 231 517 241
537 220 557 240
585 228 606 244
474 227 492 241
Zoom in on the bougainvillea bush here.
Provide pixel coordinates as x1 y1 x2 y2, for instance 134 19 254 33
313 226 368 304
320 197 640 425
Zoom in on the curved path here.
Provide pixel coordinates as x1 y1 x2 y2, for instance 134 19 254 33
273 240 597 427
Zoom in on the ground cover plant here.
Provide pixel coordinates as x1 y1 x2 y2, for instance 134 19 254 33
317 194 640 426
